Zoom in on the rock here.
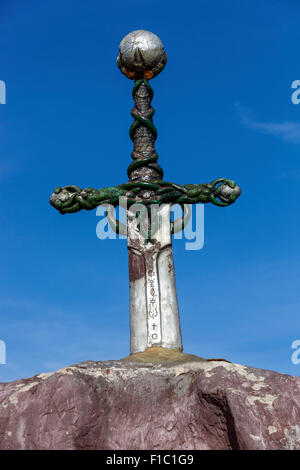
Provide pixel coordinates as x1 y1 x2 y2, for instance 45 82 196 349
0 350 299 450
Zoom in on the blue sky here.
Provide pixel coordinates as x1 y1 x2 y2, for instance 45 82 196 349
1 0 300 381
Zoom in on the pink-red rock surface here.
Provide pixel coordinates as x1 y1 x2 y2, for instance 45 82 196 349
0 357 299 449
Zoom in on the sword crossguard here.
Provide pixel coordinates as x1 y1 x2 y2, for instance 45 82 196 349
50 178 241 215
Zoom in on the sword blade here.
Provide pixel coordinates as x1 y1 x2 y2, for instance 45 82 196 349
127 204 182 354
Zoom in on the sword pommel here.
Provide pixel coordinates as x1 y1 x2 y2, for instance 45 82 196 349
117 30 167 80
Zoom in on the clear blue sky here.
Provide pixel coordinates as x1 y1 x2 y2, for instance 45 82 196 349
1 0 300 381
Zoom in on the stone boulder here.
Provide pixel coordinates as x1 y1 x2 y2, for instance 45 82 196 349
0 349 299 450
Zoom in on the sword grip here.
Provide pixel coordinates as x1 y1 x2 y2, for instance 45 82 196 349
128 79 164 182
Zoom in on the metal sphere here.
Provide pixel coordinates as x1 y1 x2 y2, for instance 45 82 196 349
218 182 241 203
117 30 167 80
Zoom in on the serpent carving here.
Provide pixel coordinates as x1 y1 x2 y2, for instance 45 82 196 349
50 178 241 214
127 78 164 181
50 78 241 218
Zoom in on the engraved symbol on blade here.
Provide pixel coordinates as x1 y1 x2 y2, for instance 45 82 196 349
148 302 158 318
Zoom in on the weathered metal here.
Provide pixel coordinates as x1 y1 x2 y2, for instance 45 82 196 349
50 30 241 355
117 30 167 80
127 204 182 353
50 178 241 213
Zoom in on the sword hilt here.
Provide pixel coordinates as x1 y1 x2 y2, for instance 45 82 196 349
117 30 167 183
128 78 163 182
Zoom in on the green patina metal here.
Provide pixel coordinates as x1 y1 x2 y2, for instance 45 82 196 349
51 177 240 215
50 78 241 230
128 79 164 180
130 81 157 139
